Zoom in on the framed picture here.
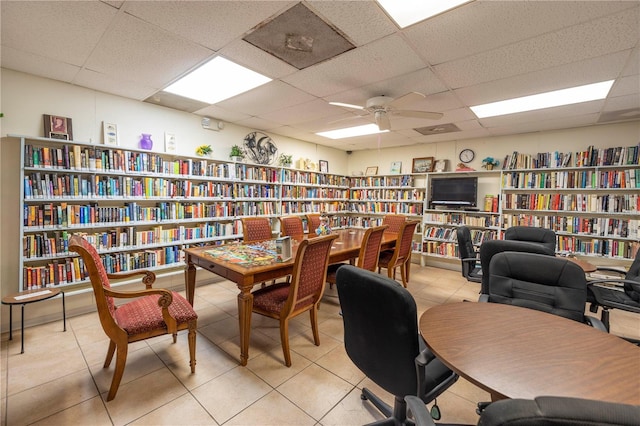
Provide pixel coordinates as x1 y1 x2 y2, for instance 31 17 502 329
165 132 176 153
390 161 402 174
44 114 73 140
412 157 434 173
319 160 328 173
365 166 378 176
434 159 448 172
103 122 118 146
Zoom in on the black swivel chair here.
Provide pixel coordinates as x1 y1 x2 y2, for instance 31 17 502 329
588 249 640 333
484 251 606 330
336 265 458 426
504 225 556 252
405 395 640 426
479 238 556 295
456 226 482 283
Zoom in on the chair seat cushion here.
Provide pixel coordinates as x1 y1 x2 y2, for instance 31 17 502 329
252 282 292 313
591 285 640 310
114 292 197 335
326 263 347 283
378 251 393 267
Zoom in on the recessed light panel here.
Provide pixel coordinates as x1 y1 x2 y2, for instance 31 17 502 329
317 124 389 139
164 56 271 104
376 0 472 28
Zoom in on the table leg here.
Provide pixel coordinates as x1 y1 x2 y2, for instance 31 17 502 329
61 291 66 332
185 255 196 306
20 304 25 354
8 305 13 341
237 289 253 366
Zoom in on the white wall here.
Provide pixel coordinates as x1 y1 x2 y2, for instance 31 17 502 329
2 68 640 332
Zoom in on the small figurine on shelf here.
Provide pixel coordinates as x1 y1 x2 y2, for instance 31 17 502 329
315 212 332 236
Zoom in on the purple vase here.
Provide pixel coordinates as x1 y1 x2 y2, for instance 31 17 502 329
139 133 153 150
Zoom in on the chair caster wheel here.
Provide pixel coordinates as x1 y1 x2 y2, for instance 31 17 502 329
361 394 368 401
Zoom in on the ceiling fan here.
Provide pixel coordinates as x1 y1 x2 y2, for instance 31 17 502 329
329 92 443 131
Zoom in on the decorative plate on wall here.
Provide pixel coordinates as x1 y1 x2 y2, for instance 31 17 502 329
243 132 278 165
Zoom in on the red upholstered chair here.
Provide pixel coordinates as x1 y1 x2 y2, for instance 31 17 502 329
279 215 305 238
326 225 388 288
305 213 321 234
382 214 407 234
378 220 419 288
251 234 338 366
241 217 273 242
68 235 197 401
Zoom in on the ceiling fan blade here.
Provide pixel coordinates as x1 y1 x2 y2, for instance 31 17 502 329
393 109 443 120
329 101 365 110
388 92 426 109
375 111 391 130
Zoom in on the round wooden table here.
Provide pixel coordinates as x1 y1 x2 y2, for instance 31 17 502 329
419 302 640 405
2 288 66 354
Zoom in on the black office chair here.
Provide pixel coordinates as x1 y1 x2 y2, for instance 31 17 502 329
336 265 458 426
456 226 482 283
504 225 556 252
484 251 606 330
588 249 640 333
479 239 556 295
405 395 640 426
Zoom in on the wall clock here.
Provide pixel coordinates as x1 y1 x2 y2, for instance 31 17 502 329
459 148 475 163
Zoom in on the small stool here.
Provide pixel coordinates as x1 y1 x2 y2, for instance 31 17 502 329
2 288 66 354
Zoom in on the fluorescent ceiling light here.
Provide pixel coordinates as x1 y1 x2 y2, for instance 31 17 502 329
376 0 472 28
317 124 389 139
470 80 615 119
164 56 271 104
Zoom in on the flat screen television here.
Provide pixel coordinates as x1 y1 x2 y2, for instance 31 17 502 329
430 176 478 208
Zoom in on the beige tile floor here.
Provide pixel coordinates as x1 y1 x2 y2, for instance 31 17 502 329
1 265 638 426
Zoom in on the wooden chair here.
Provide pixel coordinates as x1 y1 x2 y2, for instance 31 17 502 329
305 213 321 234
326 225 388 288
241 217 273 242
251 234 338 366
378 220 419 287
279 215 305 238
68 235 197 401
382 214 407 234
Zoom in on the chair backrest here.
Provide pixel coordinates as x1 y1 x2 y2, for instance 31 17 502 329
336 265 420 398
389 220 419 266
488 251 588 323
241 217 273 242
306 213 321 233
285 234 338 314
504 226 556 252
279 216 305 237
623 248 640 302
479 239 556 294
477 396 640 426
382 214 407 234
357 225 388 271
68 235 118 331
456 226 477 277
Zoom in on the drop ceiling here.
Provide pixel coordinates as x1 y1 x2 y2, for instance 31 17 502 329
2 1 639 151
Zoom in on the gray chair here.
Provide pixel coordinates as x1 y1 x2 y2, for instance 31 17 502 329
336 265 458 425
456 226 482 283
484 251 606 330
504 225 556 252
405 395 640 426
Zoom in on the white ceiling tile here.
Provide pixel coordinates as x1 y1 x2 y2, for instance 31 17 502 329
478 100 605 128
84 12 213 88
259 99 339 126
73 69 158 101
1 46 80 83
602 93 640 112
216 80 316 117
219 40 298 79
621 47 640 77
282 34 426 97
434 8 640 89
487 114 601 137
193 105 252 123
609 75 640 98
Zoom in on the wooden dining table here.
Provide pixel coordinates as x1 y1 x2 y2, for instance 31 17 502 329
184 228 397 365
419 302 640 405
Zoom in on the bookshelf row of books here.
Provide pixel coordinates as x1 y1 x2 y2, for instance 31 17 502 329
280 186 349 199
280 201 348 214
502 214 639 240
502 168 640 189
349 175 414 188
422 241 458 258
349 188 424 202
347 202 423 215
423 212 501 227
23 257 88 290
281 169 350 187
502 193 639 213
501 144 639 170
556 237 637 259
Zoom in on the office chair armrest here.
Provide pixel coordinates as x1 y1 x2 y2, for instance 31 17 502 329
592 266 627 277
584 315 608 332
478 294 489 302
405 396 437 426
415 347 436 367
588 278 638 288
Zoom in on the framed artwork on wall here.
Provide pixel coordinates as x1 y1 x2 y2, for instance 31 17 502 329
103 122 119 146
390 161 402 174
365 166 378 176
44 114 73 140
319 160 328 173
412 157 434 173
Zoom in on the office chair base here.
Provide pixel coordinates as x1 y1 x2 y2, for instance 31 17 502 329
362 388 416 426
